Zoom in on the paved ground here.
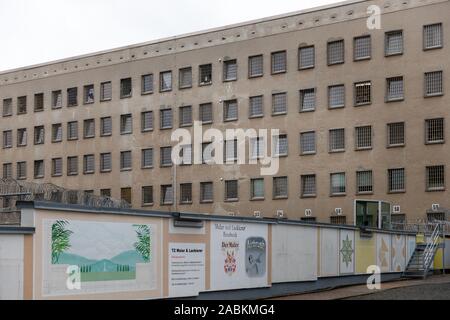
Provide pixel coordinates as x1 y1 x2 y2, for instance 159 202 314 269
271 274 450 300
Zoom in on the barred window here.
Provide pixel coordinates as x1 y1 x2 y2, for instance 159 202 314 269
272 92 287 114
100 189 111 197
160 146 172 167
223 59 237 81
142 186 153 205
141 111 153 132
120 151 132 170
328 85 345 108
329 128 345 152
355 125 372 149
354 81 371 106
273 134 288 156
160 108 173 129
199 103 213 124
3 98 12 116
67 156 78 175
3 163 12 179
34 160 44 178
67 87 78 107
3 130 12 148
179 67 192 89
250 137 265 159
356 170 373 193
83 85 94 104
161 185 173 205
100 117 112 136
225 180 238 200
83 154 95 174
249 95 263 118
202 142 214 164
200 182 213 202
386 77 404 101
121 187 132 205
17 96 27 114
160 71 172 92
387 122 405 146
327 40 344 65
179 106 192 127
17 128 27 147
385 30 403 56
354 35 371 60
34 126 45 145
388 168 405 192
330 216 347 225
251 178 265 199
100 153 112 172
181 144 192 165
330 172 346 195
180 183 192 204
141 74 153 94
425 118 444 143
271 51 287 74
424 23 443 49
224 99 238 121
120 114 132 134
426 165 445 191
34 93 44 111
300 131 316 155
199 64 212 85
100 82 112 101
424 71 443 96
300 88 316 112
301 174 316 197
299 46 315 69
120 78 132 98
273 176 288 198
52 124 62 142
17 161 26 180
225 139 238 162
52 158 62 177
249 55 263 77
142 148 153 168
84 119 95 138
52 91 62 108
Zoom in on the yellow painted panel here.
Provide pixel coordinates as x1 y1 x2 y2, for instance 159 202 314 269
433 237 445 269
355 232 376 274
416 233 425 244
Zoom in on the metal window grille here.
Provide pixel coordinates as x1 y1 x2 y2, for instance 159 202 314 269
273 176 288 198
17 162 26 179
83 85 94 104
251 179 264 199
354 35 371 60
202 142 213 164
224 100 238 121
3 130 12 148
249 55 263 77
67 156 78 175
181 144 192 165
52 158 62 176
199 64 212 85
300 131 316 154
328 85 345 108
120 151 132 170
52 91 62 108
18 96 27 114
385 31 403 55
330 173 346 194
387 77 404 101
100 117 112 136
300 88 316 111
84 119 95 138
100 82 112 101
100 153 112 171
426 118 444 143
179 67 192 88
67 88 78 107
355 125 372 149
271 51 286 73
330 216 347 225
426 165 445 190
84 154 95 174
34 160 44 178
52 124 62 142
225 140 237 162
299 46 315 69
121 188 132 205
274 134 288 156
272 92 287 114
356 170 373 193
142 186 153 205
100 189 111 197
120 114 132 134
388 122 405 146
424 23 442 49
327 40 344 64
3 163 12 179
34 93 44 111
160 147 172 166
179 106 192 126
120 78 132 98
160 109 173 129
142 148 153 168
354 81 371 105
199 103 213 123
425 71 443 96
329 128 345 151
200 182 213 202
141 111 153 131
3 98 12 116
161 185 173 204
142 74 153 94
250 137 265 159
225 180 238 200
301 175 316 197
160 71 172 91
249 96 263 117
34 126 44 144
17 128 27 146
180 183 192 203
388 168 405 192
224 60 237 81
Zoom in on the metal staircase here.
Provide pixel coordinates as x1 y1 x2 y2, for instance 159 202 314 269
403 223 442 279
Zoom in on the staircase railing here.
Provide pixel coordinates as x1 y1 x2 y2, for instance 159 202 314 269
423 223 441 273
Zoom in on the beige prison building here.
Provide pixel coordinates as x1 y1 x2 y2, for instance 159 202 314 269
0 0 449 227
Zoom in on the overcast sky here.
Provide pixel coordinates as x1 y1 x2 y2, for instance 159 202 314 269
0 0 340 72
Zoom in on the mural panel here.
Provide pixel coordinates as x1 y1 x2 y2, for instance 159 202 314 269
407 235 416 262
320 228 339 277
339 230 355 274
376 233 392 272
355 232 375 274
391 234 406 272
